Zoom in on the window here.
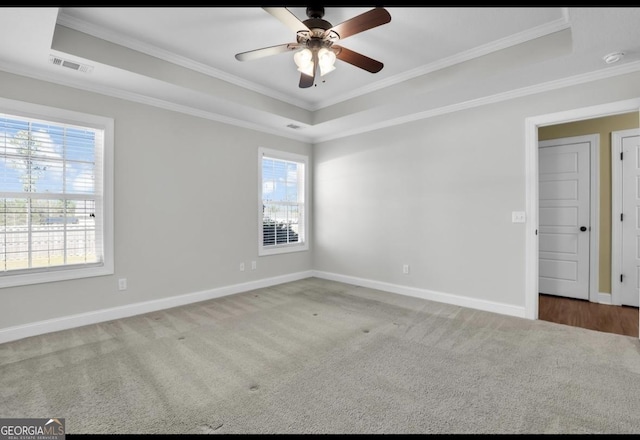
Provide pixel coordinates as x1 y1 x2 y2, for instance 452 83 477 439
0 97 113 287
259 147 308 256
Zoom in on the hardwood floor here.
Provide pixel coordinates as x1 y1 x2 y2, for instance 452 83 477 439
538 294 639 338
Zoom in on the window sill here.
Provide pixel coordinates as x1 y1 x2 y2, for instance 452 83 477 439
0 263 113 288
259 242 309 256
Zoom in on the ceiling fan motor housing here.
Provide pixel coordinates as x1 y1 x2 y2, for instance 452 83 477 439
306 6 326 20
303 6 335 37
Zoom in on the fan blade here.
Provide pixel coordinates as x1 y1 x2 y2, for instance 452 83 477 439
326 7 391 40
235 43 300 62
333 45 384 73
263 7 310 34
299 72 314 88
299 49 319 88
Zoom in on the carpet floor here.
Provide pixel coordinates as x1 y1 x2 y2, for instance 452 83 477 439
1 277 639 434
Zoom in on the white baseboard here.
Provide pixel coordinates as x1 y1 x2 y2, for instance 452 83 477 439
0 269 527 345
0 270 314 345
312 270 526 319
597 291 612 304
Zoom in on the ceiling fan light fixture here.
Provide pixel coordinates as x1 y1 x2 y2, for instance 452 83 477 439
318 48 336 76
294 48 314 76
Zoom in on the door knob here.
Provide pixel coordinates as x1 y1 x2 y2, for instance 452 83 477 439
580 226 587 231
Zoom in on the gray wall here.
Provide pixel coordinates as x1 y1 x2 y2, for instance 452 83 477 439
0 70 312 329
2 66 640 334
313 70 640 309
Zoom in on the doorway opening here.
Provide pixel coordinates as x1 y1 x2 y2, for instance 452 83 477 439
525 98 640 338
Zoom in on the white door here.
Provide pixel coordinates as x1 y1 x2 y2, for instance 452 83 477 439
538 136 593 300
613 129 640 307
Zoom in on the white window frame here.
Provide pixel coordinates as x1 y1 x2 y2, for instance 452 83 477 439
0 97 114 288
258 147 309 256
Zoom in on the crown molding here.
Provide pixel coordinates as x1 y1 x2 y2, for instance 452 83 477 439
56 10 571 113
311 59 640 143
0 60 312 143
309 14 572 110
55 12 315 112
2 50 638 146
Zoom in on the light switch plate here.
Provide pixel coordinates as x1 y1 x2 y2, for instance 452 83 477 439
512 211 526 223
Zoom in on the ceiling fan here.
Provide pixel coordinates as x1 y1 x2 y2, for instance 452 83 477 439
235 6 392 88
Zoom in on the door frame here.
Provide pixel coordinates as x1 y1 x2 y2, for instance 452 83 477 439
611 128 640 306
524 97 640 328
538 134 600 303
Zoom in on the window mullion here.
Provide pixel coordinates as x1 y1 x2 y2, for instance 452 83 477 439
63 199 68 265
27 122 32 193
62 127 67 265
27 198 32 268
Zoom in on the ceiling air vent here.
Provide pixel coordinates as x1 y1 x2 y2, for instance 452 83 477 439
286 124 302 129
49 55 94 73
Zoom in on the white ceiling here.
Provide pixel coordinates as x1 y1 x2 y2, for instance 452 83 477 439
1 7 640 143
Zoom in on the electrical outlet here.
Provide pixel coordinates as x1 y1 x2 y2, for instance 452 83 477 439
251 261 257 270
239 262 245 272
118 278 127 291
402 264 410 274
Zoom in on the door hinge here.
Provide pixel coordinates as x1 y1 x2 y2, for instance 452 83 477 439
621 213 624 221
621 274 624 283
620 151 624 160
